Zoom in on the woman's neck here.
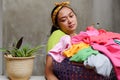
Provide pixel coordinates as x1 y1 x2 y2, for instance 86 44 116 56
69 32 77 37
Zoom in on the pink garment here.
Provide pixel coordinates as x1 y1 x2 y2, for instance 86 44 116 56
71 32 89 44
85 26 100 36
72 26 120 45
48 35 71 63
92 39 120 80
71 26 99 44
89 31 120 44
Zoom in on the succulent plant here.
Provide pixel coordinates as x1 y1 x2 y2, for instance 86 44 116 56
0 37 44 57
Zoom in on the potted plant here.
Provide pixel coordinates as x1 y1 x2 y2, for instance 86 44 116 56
0 37 44 80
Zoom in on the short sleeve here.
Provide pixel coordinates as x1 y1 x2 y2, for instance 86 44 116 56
46 30 66 52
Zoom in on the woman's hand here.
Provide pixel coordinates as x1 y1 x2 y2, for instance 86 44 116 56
45 74 59 80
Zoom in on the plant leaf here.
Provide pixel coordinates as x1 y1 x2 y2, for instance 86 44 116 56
16 37 23 49
25 45 44 57
0 48 7 52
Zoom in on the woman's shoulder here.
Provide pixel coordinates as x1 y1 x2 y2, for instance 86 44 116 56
47 30 66 52
49 30 66 41
51 30 65 37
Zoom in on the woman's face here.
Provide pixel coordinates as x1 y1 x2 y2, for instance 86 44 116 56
57 7 78 35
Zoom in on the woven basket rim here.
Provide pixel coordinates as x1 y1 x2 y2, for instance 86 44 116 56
4 55 35 60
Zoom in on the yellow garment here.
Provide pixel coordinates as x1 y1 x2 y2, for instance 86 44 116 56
63 42 90 57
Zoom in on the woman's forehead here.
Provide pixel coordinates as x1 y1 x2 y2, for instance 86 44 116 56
58 7 73 17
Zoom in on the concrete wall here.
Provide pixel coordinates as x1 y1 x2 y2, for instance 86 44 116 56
93 0 113 30
113 0 120 33
1 0 120 76
0 0 3 75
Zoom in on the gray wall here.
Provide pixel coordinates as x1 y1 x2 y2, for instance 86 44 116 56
1 0 120 76
0 0 3 75
113 0 120 32
93 0 113 30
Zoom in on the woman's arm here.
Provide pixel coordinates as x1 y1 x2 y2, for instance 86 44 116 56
45 55 58 80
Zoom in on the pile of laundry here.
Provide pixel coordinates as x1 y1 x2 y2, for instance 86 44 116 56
48 26 120 79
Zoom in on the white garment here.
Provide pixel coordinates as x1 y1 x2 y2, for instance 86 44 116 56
84 53 113 77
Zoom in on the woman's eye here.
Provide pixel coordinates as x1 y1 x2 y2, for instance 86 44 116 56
61 19 66 22
70 15 74 18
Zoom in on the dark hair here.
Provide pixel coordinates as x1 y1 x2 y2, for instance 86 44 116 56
50 5 59 34
50 25 59 34
50 6 76 34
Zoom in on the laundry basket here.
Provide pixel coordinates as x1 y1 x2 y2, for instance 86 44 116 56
53 58 116 80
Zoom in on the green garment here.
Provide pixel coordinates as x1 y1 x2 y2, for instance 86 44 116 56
47 30 66 52
70 46 99 62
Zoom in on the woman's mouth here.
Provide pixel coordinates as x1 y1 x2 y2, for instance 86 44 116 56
69 24 75 28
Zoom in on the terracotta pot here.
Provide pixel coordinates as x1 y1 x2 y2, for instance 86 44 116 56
4 55 35 80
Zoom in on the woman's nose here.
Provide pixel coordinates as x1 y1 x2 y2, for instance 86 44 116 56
67 18 72 24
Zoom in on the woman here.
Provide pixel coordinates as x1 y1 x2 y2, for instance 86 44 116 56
45 1 116 80
45 1 77 80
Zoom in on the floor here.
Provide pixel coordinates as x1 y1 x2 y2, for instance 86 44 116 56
0 75 45 80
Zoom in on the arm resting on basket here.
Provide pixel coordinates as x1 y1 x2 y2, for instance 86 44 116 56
45 55 59 80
